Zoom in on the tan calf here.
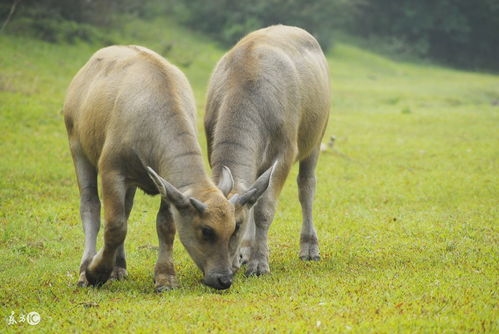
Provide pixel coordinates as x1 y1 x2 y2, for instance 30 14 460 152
205 25 330 276
64 45 238 290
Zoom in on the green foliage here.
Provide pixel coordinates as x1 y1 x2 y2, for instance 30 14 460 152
352 0 499 71
0 0 147 25
0 0 153 43
1 16 498 333
6 15 110 44
165 0 499 70
1 0 498 69
166 0 361 50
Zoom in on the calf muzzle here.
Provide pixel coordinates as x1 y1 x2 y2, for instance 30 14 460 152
203 272 233 290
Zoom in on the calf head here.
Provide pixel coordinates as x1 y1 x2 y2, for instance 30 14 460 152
216 163 277 271
147 167 236 290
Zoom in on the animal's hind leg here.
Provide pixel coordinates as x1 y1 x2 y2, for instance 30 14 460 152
70 146 101 287
297 147 320 261
85 167 128 286
110 186 136 281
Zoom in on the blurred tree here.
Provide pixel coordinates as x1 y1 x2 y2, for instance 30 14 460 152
0 0 147 26
1 0 497 70
166 0 362 50
352 0 499 70
0 0 149 42
167 0 499 70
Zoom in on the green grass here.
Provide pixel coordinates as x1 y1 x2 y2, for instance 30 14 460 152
1 17 498 333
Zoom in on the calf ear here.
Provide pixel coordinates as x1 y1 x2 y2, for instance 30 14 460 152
236 161 277 207
147 167 189 209
217 166 235 197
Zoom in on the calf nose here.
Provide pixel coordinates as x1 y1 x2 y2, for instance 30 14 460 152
217 275 232 289
203 272 234 290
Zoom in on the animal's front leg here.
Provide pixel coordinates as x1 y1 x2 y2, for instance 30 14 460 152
109 244 128 281
246 195 277 276
86 170 128 286
245 158 292 276
154 200 178 292
238 208 255 266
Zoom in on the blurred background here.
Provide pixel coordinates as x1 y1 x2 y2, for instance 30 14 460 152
1 1 497 332
1 0 498 72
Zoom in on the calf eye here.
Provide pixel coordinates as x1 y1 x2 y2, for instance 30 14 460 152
234 222 241 233
201 226 216 241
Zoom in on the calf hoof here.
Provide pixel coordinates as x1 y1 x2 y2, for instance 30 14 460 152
300 254 321 261
154 274 178 293
156 285 174 293
85 267 112 287
245 259 270 277
109 267 128 281
239 246 251 265
77 272 89 287
232 259 241 274
299 241 320 261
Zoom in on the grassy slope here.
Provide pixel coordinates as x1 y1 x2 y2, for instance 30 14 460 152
0 17 497 333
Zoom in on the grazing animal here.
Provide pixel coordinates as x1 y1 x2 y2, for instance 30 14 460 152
63 45 240 290
205 25 330 276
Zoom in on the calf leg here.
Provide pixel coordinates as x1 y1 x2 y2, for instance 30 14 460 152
154 200 178 292
110 186 136 281
70 146 101 287
239 208 255 265
85 169 127 286
298 148 320 261
246 158 293 276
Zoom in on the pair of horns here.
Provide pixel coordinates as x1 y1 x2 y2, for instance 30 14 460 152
147 161 277 212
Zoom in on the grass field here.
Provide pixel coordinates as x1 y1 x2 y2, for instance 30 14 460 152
1 17 498 333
